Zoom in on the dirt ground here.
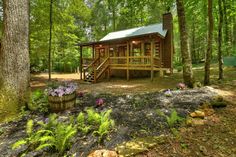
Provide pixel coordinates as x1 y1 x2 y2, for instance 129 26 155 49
29 68 236 156
31 73 182 94
136 85 236 157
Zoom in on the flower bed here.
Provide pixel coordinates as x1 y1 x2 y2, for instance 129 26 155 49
46 82 77 112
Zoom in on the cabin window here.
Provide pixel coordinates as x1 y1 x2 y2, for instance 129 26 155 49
144 43 151 56
109 47 114 57
133 43 141 56
99 48 105 57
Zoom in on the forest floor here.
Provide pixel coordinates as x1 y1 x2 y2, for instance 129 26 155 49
29 66 236 156
0 66 235 156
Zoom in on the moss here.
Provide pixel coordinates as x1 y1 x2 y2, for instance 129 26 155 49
0 88 19 123
212 95 224 102
115 136 166 156
211 101 227 108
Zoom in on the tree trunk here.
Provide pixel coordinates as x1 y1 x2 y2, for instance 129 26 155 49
204 0 213 85
0 0 30 107
112 9 116 31
48 0 53 81
222 0 229 55
176 0 194 87
191 21 197 63
233 0 236 48
218 0 223 80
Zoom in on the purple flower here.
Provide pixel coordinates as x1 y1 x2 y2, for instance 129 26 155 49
164 89 172 97
96 98 104 106
46 82 77 97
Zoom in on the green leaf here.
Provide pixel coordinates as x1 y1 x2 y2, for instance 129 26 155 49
12 139 27 149
36 143 54 151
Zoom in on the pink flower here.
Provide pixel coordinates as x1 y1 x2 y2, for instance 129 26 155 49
96 98 104 106
177 83 186 90
78 92 84 97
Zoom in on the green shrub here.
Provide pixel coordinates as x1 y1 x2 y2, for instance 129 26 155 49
37 123 77 155
157 109 183 128
13 114 77 155
28 90 48 113
86 108 101 125
77 112 91 135
92 109 115 143
12 119 40 150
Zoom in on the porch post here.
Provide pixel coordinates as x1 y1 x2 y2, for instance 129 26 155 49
126 41 130 81
79 46 83 80
141 41 145 63
92 45 95 59
150 40 154 81
141 41 145 56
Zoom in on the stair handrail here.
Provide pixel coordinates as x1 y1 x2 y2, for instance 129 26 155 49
83 57 100 80
96 57 109 71
84 57 100 71
95 57 110 82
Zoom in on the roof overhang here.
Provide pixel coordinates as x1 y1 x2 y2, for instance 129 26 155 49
77 32 167 47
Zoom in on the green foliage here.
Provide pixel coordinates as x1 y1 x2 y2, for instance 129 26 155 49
37 113 58 130
92 109 115 143
28 90 48 113
93 118 114 143
37 123 77 154
86 108 101 125
157 109 183 128
26 120 34 136
77 112 91 135
12 119 40 150
12 139 28 150
12 114 77 155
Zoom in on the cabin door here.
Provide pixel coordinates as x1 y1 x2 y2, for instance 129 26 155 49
98 48 106 61
118 46 125 57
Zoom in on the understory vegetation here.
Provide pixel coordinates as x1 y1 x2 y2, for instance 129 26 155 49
12 108 115 156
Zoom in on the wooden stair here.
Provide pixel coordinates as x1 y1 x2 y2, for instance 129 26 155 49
83 57 109 83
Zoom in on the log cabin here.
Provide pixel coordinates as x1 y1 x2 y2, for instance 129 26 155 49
78 13 174 83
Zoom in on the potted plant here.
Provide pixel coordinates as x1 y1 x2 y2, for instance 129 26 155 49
45 82 77 112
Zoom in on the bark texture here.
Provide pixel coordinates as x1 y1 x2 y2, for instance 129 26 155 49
0 0 30 107
204 0 213 85
176 0 194 87
48 0 53 81
222 0 229 55
218 0 223 80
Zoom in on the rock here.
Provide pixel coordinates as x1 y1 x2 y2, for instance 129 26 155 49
190 110 205 119
199 145 208 156
203 108 215 116
88 149 118 157
186 118 206 126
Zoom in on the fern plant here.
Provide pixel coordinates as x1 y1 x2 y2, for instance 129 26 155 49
12 119 39 150
86 108 101 125
13 114 77 155
92 109 115 143
37 113 58 131
77 112 91 135
37 123 77 155
157 109 183 128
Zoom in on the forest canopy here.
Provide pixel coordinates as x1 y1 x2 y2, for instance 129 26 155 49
0 0 235 73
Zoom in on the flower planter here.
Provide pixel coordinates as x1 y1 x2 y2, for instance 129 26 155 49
48 92 76 112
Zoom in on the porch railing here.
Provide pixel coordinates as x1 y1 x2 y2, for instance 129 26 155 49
82 58 94 67
82 56 163 81
109 56 162 68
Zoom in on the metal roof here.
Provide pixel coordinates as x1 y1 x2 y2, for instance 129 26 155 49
100 23 167 42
